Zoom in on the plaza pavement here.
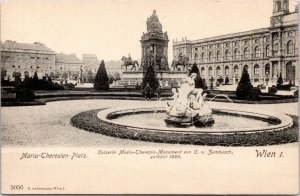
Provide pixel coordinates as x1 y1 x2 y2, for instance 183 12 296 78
1 99 298 147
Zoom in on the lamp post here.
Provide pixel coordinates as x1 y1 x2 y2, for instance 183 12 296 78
266 71 269 87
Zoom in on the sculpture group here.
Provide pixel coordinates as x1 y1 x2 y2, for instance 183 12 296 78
165 73 214 127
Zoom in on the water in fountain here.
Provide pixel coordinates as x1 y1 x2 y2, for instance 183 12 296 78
209 94 233 103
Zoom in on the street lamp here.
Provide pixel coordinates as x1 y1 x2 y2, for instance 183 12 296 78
266 71 269 86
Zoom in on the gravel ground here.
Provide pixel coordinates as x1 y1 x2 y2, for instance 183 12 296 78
1 99 298 147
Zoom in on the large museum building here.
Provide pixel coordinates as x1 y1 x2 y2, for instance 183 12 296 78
173 0 298 85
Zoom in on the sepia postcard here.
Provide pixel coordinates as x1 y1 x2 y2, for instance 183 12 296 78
1 0 299 194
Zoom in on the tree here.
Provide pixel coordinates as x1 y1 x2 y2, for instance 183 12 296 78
108 74 114 84
277 72 283 87
23 71 31 88
142 65 159 94
1 68 7 81
236 66 257 100
189 63 206 89
225 77 229 85
94 60 109 90
113 72 121 81
87 69 94 83
62 72 68 80
33 71 38 80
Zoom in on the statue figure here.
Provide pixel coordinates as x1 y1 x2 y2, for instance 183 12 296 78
171 53 189 71
165 73 214 126
146 10 163 33
121 56 140 71
160 55 169 70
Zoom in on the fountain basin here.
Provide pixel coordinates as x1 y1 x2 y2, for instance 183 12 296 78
70 105 297 146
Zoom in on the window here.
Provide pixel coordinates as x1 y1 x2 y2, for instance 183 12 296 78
216 66 221 76
209 67 213 76
201 52 204 62
234 49 239 59
216 51 221 61
254 64 259 75
37 57 40 59
225 50 229 60
201 67 205 75
31 57 35 59
37 66 39 69
46 57 49 59
276 1 281 12
266 45 271 57
12 65 15 68
274 43 279 55
18 66 20 68
265 64 270 75
30 66 33 69
208 52 212 61
254 46 260 58
287 40 294 54
225 66 229 76
234 65 239 75
244 47 250 59
194 53 198 63
60 67 62 70
195 48 198 51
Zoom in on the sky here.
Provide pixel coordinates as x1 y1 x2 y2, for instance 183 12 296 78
0 0 297 61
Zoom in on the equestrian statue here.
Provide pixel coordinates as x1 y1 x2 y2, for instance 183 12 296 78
171 53 189 71
121 54 140 71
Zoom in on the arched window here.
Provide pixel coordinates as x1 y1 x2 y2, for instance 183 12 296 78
208 52 212 61
216 51 221 61
201 52 205 62
265 64 270 75
234 49 240 59
234 65 239 75
254 64 259 75
208 67 213 76
287 40 294 54
266 45 271 57
216 66 221 76
194 53 198 63
225 50 229 60
225 66 229 76
201 67 205 76
254 46 260 58
244 47 250 59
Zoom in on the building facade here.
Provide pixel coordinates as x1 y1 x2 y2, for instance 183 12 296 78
55 53 83 79
173 0 298 85
1 40 56 79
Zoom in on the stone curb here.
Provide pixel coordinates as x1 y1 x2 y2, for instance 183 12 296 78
70 109 298 146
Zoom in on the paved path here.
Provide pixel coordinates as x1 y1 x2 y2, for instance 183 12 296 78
1 99 298 147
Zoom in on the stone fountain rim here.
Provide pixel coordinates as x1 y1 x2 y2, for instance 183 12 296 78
97 105 293 134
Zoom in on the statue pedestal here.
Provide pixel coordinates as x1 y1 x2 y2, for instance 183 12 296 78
121 70 188 87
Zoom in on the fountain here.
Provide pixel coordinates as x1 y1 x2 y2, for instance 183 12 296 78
165 73 214 127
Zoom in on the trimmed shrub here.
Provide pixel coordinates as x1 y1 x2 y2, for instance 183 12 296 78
189 63 207 89
142 64 159 93
236 66 260 100
268 85 278 95
225 77 229 85
94 60 109 90
277 72 283 87
15 88 35 102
